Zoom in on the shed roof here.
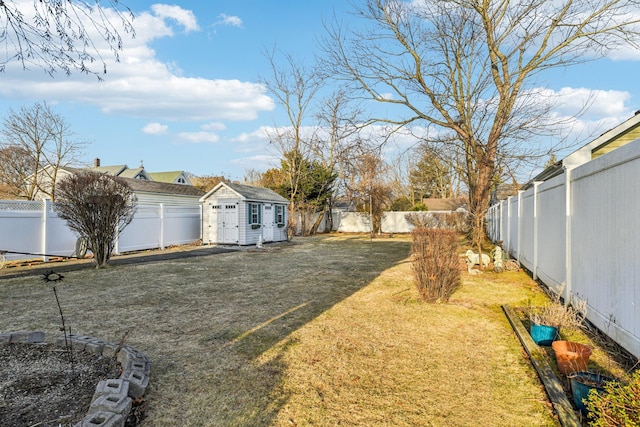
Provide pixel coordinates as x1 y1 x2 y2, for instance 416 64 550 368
200 181 289 204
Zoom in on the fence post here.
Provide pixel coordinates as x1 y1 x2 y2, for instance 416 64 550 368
564 167 573 304
160 203 165 250
41 199 49 262
533 182 542 280
517 190 524 264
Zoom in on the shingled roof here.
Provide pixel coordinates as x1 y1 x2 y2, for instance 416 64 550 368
122 177 205 197
200 181 289 204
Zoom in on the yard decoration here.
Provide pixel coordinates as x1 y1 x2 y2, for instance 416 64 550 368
465 249 490 273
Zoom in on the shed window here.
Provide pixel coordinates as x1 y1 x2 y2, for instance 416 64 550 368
248 203 261 225
276 205 285 225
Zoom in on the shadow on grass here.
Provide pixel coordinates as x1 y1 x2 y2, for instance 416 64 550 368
171 236 411 426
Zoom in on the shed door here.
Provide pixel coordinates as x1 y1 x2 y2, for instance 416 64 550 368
263 204 274 242
210 203 238 244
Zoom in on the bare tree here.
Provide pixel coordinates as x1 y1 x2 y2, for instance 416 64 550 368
343 149 393 234
56 171 136 268
309 89 365 232
0 145 33 198
0 102 86 200
260 48 324 232
0 0 134 77
322 0 640 248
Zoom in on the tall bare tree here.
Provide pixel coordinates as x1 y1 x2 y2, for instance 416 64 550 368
322 0 640 248
1 102 86 200
309 89 365 232
260 49 324 232
0 0 134 77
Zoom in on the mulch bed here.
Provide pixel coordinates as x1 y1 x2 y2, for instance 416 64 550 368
0 342 120 427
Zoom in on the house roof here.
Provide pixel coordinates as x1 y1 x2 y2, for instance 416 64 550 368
92 165 128 176
200 181 289 204
422 197 467 212
122 177 205 197
148 171 189 183
522 110 640 190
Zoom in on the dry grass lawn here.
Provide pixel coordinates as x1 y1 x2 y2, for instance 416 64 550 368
0 235 558 426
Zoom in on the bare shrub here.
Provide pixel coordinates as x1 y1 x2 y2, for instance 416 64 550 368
411 228 460 303
56 171 136 268
529 284 587 330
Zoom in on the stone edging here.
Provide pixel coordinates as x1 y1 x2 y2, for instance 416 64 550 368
0 331 150 427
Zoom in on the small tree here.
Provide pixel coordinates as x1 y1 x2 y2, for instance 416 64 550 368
55 171 136 268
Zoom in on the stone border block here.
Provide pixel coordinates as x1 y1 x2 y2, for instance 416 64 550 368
88 394 133 417
8 331 45 343
121 369 150 399
92 379 130 402
74 411 125 427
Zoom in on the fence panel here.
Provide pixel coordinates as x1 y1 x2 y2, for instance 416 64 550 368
486 139 640 358
571 141 640 356
535 176 566 291
0 201 202 262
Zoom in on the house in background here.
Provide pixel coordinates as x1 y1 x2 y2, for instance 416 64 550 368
124 178 204 205
148 171 192 185
90 158 191 185
200 181 289 245
523 110 640 188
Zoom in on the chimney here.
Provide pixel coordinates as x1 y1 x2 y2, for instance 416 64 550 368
94 158 100 167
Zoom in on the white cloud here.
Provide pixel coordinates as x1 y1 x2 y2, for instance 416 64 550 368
0 4 274 122
202 122 227 131
150 4 200 32
142 122 169 134
177 131 220 144
217 14 243 28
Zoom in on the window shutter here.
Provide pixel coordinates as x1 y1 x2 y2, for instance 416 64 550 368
258 204 262 223
247 204 252 224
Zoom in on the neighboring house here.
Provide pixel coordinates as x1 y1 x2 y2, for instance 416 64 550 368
421 197 468 212
523 110 640 188
123 178 204 205
148 171 192 185
200 181 289 245
30 158 194 201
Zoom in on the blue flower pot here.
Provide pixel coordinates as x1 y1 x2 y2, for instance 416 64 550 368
569 371 614 415
530 323 558 346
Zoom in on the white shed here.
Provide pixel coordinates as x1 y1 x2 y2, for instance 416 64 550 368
200 182 289 245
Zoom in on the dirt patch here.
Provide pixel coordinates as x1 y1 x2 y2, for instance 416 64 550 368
0 343 120 427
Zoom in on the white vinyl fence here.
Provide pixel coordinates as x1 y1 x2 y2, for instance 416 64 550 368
0 200 202 262
487 138 640 358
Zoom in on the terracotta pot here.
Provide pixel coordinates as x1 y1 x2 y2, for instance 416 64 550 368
552 340 592 376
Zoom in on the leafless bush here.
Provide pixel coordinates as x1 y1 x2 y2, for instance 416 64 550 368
411 228 461 303
56 171 136 268
529 284 587 330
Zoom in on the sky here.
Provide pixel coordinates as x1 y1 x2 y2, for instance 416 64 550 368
0 1 638 182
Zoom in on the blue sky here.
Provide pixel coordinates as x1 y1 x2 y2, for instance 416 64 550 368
0 1 638 182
